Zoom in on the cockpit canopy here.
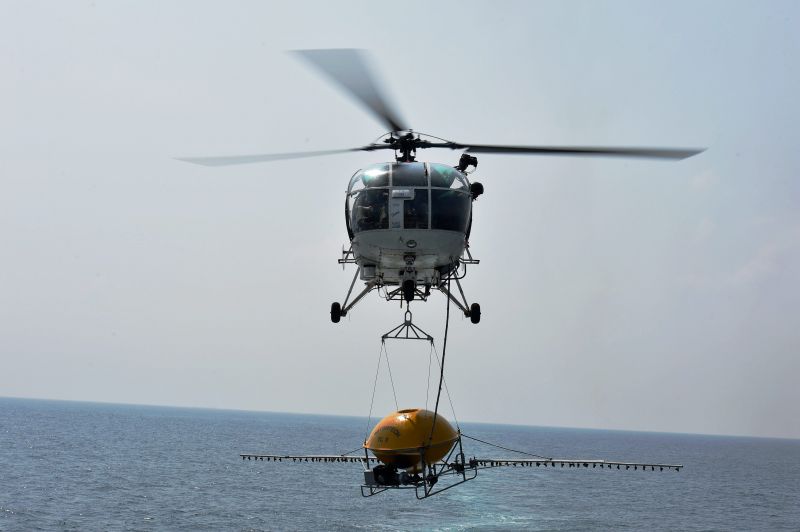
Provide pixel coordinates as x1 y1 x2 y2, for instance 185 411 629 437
347 162 471 234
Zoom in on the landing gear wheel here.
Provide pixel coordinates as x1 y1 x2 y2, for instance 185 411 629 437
330 302 342 323
469 303 481 324
402 280 415 302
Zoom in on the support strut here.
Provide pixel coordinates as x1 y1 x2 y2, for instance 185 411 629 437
339 266 379 317
438 280 470 316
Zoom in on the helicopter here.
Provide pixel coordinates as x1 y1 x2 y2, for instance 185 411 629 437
180 49 704 324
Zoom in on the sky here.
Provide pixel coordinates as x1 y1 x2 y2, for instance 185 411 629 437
1 1 798 439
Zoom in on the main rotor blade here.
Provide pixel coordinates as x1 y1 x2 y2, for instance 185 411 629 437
177 145 388 167
292 49 408 133
440 143 705 160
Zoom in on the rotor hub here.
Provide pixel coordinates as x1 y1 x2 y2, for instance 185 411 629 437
384 131 421 162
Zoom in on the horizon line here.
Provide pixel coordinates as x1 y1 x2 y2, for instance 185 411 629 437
3 394 798 442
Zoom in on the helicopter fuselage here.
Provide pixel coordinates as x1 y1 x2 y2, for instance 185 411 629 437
345 161 474 288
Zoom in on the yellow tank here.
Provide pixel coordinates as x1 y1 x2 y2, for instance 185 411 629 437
365 408 458 472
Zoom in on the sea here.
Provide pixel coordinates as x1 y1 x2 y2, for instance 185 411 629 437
1 397 798 531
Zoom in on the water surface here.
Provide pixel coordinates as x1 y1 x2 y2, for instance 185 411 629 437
1 398 798 530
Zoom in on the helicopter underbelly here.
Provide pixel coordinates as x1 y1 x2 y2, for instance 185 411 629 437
352 229 465 284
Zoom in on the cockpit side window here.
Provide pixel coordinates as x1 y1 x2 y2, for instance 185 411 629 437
348 170 365 195
431 190 470 232
429 163 468 191
351 189 389 232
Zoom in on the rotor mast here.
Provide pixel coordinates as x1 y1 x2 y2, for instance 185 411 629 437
388 132 419 162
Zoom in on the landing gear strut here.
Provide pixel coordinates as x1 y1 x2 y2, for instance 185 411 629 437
439 274 481 324
331 267 378 323
331 264 481 324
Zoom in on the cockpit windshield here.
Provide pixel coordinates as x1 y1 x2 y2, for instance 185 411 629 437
391 162 428 186
349 164 390 194
404 189 429 229
347 162 470 234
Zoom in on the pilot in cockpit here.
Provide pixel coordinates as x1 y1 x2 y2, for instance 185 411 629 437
354 190 388 231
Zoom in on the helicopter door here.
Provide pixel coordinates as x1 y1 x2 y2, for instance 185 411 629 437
390 189 413 229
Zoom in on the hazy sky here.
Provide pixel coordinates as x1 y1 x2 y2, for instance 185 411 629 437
2 1 798 439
